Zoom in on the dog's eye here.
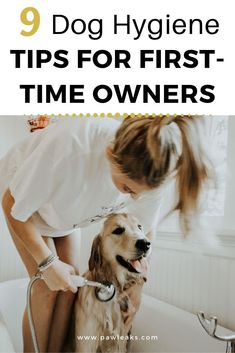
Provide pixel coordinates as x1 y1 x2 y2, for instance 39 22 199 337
138 224 142 230
112 227 125 235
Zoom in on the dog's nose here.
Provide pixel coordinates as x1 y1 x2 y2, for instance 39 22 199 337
135 239 151 252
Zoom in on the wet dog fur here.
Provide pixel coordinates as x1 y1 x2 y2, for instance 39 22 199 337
72 213 151 353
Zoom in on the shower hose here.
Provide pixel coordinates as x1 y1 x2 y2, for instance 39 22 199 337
26 272 42 353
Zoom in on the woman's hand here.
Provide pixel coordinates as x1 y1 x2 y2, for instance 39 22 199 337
41 259 78 293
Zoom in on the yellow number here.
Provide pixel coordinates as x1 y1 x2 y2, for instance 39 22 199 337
20 7 40 36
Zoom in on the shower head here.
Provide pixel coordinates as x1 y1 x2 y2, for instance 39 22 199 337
71 275 115 302
95 283 116 302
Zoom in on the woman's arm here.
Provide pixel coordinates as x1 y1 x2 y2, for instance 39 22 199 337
2 188 54 263
2 188 77 293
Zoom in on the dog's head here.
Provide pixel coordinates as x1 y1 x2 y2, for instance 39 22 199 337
89 213 151 280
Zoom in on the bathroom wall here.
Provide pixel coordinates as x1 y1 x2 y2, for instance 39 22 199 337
144 116 235 331
144 234 235 331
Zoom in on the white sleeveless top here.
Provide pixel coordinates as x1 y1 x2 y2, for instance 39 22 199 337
0 118 164 237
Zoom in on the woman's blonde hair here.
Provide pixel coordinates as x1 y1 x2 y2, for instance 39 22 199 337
110 115 213 233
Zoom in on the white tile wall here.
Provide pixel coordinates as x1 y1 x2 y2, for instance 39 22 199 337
144 236 235 332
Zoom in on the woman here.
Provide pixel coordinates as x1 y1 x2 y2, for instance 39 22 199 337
1 115 211 352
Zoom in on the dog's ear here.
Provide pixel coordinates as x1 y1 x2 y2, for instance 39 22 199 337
89 234 102 271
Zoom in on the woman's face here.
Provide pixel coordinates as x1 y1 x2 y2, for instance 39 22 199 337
106 147 150 199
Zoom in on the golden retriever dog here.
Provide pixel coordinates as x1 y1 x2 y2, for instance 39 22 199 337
73 213 151 353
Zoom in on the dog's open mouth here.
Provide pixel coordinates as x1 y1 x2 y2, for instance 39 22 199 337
116 255 148 275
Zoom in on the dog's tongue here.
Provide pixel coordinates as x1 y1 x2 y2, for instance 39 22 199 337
130 257 148 276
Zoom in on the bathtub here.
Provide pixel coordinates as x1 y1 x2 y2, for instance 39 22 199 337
0 278 230 353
